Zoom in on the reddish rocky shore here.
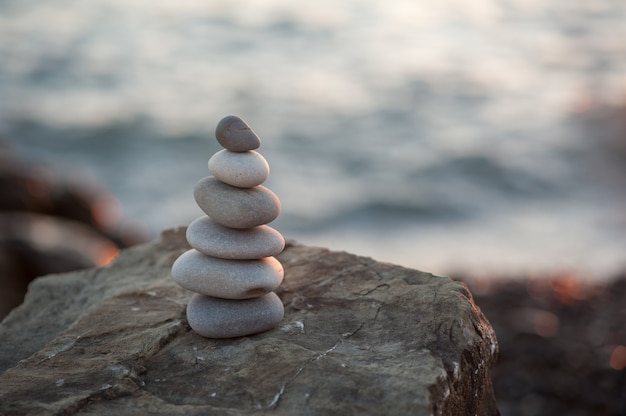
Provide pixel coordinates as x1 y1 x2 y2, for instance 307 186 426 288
458 272 626 416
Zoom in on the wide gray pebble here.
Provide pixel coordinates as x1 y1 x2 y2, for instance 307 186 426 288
172 249 284 299
186 216 284 259
186 292 284 338
215 115 261 152
194 176 280 229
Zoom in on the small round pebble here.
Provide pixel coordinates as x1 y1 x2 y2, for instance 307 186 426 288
194 176 280 228
186 216 285 259
172 249 284 299
186 292 284 338
208 149 270 188
215 115 261 152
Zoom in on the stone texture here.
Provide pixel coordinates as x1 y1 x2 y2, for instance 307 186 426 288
215 115 261 152
0 228 499 415
208 149 270 188
194 176 280 229
172 249 284 299
186 216 284 260
187 292 284 338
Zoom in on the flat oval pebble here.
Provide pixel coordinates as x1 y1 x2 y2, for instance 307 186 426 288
186 292 284 338
208 149 270 188
215 115 261 152
194 176 280 228
172 249 284 299
187 216 285 259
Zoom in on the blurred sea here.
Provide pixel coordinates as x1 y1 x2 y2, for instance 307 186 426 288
1 0 625 279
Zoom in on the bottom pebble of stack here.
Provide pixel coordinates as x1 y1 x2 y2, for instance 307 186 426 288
186 292 285 338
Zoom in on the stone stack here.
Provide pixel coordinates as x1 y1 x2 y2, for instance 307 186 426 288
172 115 285 338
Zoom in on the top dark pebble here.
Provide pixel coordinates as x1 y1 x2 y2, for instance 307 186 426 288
215 115 261 152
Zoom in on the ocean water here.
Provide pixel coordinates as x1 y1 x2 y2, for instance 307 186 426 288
1 0 625 279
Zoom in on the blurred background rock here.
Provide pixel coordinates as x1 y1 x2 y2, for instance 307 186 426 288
0 141 148 319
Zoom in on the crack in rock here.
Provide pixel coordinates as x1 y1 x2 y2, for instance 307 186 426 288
358 284 390 296
268 312 375 410
267 340 342 409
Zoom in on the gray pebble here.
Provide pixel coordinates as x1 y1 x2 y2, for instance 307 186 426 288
215 115 261 152
171 249 284 299
186 292 284 338
208 149 269 188
194 176 280 228
186 216 284 259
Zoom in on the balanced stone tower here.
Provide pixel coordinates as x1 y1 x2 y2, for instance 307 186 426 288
172 115 285 338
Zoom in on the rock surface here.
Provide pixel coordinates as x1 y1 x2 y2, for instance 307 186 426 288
0 228 499 415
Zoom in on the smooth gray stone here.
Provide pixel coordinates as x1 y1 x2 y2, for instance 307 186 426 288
186 216 285 260
208 149 270 188
194 176 280 229
215 115 261 152
186 292 284 339
171 249 284 299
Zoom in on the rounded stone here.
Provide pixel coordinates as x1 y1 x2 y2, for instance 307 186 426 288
186 292 284 338
194 176 280 229
208 149 270 188
186 216 285 260
215 115 261 152
171 249 284 299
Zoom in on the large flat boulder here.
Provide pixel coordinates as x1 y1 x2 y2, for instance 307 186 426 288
0 228 499 415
